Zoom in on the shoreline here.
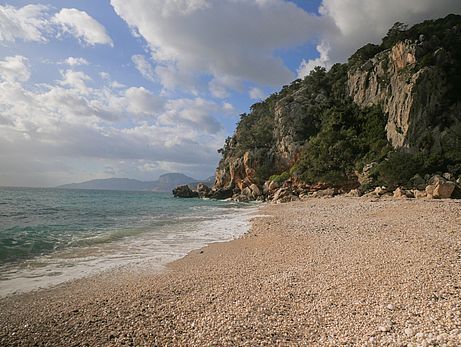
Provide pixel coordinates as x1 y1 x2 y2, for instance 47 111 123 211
0 202 258 298
1 197 461 345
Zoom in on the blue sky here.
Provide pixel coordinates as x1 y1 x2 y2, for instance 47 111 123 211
0 0 460 186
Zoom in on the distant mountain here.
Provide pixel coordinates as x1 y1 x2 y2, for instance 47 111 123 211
152 173 199 192
57 173 213 192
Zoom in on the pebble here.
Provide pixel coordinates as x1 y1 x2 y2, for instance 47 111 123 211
405 328 414 337
1 198 460 346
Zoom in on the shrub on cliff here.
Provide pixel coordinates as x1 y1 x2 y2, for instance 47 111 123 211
297 104 388 186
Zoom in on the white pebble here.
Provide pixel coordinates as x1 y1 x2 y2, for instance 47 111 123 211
405 328 414 336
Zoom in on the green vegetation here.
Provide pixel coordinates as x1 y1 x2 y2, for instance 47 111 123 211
216 14 461 191
297 103 389 186
269 172 290 184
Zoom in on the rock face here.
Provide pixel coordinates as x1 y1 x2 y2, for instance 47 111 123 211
347 41 459 152
182 16 461 202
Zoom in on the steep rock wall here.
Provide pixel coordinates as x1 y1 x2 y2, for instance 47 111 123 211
348 41 449 150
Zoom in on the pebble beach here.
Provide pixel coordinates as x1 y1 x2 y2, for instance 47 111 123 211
1 197 460 346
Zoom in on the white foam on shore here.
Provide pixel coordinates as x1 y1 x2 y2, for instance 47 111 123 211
0 204 259 297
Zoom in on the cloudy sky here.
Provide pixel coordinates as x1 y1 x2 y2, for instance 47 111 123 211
1 0 460 187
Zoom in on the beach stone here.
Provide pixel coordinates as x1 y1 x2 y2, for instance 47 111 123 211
410 174 426 190
374 186 387 196
405 328 414 336
314 188 336 198
250 184 262 198
433 181 455 199
393 187 405 198
346 189 362 197
425 184 435 198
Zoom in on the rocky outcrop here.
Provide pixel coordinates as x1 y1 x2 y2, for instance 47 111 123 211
203 16 461 202
348 40 460 152
172 185 199 198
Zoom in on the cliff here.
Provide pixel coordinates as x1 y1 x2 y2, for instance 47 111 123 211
213 15 461 201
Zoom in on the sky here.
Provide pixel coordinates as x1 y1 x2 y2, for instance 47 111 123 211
1 0 460 187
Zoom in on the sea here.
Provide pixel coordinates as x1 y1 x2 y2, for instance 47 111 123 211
0 187 256 296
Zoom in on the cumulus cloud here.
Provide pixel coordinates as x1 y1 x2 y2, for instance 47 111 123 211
0 56 227 185
298 0 461 77
159 98 222 134
131 54 154 81
0 4 50 43
0 55 31 83
111 0 330 94
63 57 89 66
0 4 113 47
53 8 113 47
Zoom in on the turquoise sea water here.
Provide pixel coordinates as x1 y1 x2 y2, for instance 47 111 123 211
0 187 254 296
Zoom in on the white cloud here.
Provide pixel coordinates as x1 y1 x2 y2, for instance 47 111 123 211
124 87 164 115
222 102 234 112
0 57 226 186
297 41 331 78
298 0 461 75
249 87 265 100
0 55 31 83
111 0 330 93
0 4 50 43
64 57 89 66
59 69 92 95
159 98 223 133
131 54 154 81
53 8 113 47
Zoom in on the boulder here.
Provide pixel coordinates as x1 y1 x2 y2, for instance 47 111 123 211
428 174 445 186
346 189 362 197
241 186 252 198
443 172 454 181
249 184 262 198
272 188 288 202
425 184 435 198
409 174 426 190
393 187 405 198
209 187 234 200
374 186 388 196
172 185 199 198
312 188 336 198
433 181 456 199
196 183 211 198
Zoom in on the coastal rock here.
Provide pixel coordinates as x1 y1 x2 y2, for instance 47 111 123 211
196 183 211 198
425 184 435 199
276 194 299 204
172 185 199 198
312 188 336 198
346 189 362 197
433 181 456 199
374 186 388 196
209 187 234 200
410 174 427 190
249 184 262 198
393 187 405 198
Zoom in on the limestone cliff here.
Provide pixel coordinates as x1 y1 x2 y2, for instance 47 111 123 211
214 15 461 199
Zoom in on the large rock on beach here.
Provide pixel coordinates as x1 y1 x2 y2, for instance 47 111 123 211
433 181 456 199
196 183 211 198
